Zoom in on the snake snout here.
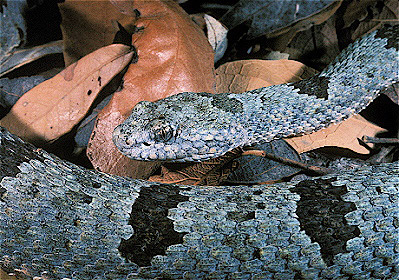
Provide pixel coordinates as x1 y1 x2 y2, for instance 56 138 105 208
113 126 134 148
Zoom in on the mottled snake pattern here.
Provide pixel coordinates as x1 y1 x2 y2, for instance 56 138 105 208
0 25 398 279
113 25 398 163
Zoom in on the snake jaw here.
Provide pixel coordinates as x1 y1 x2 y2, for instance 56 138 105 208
112 92 249 162
113 118 244 162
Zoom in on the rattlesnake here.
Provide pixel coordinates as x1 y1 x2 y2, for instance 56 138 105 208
0 25 398 279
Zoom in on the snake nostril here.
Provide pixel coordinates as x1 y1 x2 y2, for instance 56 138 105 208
143 142 151 146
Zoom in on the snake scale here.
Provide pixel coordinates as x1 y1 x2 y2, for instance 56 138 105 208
0 24 398 279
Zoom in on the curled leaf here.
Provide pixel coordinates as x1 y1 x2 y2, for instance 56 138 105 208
149 148 242 186
0 44 134 143
86 0 215 178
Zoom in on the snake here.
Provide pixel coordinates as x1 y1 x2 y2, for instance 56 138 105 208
0 24 398 279
112 24 398 163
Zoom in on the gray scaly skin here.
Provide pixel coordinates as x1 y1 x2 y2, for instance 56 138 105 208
113 25 399 162
1 128 399 279
0 25 398 280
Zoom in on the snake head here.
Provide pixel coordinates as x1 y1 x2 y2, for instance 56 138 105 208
112 92 248 162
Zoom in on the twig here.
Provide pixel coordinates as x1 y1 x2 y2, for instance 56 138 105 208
241 149 333 175
362 136 399 144
371 19 399 22
357 137 374 151
367 146 396 163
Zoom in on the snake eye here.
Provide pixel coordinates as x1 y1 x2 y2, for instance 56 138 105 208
153 125 174 142
146 118 175 143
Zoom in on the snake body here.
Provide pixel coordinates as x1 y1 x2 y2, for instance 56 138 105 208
113 25 398 162
0 25 398 279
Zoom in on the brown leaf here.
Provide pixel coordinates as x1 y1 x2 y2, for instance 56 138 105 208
58 0 138 66
148 148 242 185
286 115 386 154
347 0 398 42
86 0 215 179
0 44 134 143
220 0 343 39
343 0 398 30
0 269 17 280
267 0 343 40
216 59 317 93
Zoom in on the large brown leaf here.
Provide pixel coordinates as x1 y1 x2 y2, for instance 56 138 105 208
58 0 138 66
86 0 215 178
0 44 134 143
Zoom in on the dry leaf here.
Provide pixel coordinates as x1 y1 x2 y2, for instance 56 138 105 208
343 0 398 30
286 115 387 154
204 14 228 62
226 140 302 184
284 16 339 70
58 0 138 66
216 59 318 93
345 0 398 42
342 0 379 28
0 270 17 280
0 44 134 143
149 148 242 185
86 0 215 179
0 40 64 78
220 0 342 39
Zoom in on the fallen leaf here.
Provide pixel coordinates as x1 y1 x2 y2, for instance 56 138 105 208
58 0 138 66
0 76 47 111
0 1 27 67
342 0 379 28
342 0 398 30
0 44 134 143
149 148 242 185
0 41 64 78
204 14 228 62
74 95 112 148
86 0 215 179
284 16 339 70
286 115 387 154
216 59 318 93
344 0 398 42
220 0 342 39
